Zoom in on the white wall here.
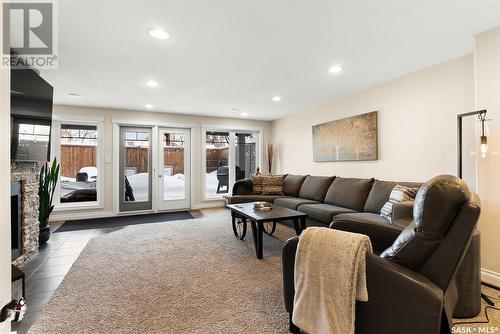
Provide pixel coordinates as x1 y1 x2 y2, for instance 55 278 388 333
475 27 500 286
0 2 12 332
272 54 475 181
50 105 271 220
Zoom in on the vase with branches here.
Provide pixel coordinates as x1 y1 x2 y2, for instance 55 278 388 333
266 143 274 175
38 158 60 245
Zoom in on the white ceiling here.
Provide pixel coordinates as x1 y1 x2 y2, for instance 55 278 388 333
40 1 500 121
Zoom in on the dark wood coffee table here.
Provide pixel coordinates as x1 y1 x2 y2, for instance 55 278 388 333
227 202 307 259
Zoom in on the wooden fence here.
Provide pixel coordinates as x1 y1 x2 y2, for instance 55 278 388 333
60 145 231 177
61 145 96 178
163 148 185 175
206 148 228 173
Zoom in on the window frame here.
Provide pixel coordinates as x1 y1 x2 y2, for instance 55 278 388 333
201 126 263 201
52 117 105 211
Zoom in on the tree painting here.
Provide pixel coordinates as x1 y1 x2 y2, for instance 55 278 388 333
312 111 378 161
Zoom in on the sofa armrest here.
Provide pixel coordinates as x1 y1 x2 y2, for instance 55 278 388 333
392 200 414 226
231 178 253 195
282 237 299 313
330 215 401 252
363 253 443 311
355 254 444 334
282 238 444 333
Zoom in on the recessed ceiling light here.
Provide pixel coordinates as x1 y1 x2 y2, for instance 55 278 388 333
145 104 154 109
241 112 249 117
147 28 170 40
144 80 159 88
68 93 81 99
328 64 343 74
272 95 281 102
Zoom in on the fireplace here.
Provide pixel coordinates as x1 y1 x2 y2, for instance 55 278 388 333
11 161 42 267
11 181 22 260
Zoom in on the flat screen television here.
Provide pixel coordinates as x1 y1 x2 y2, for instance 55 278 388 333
11 68 54 161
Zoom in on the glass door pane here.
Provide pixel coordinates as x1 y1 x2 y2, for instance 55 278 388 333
234 133 257 180
119 127 152 212
163 131 185 200
158 128 191 211
205 131 229 196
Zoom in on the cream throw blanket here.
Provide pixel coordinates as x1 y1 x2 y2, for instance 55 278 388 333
292 227 373 334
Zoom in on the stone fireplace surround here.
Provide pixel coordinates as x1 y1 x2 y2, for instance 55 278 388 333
11 161 42 267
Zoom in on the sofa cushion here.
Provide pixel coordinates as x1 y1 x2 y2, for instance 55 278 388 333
274 197 319 210
380 185 419 222
332 212 402 251
324 177 374 211
232 178 253 195
364 180 422 214
391 201 414 229
228 194 288 204
261 175 285 195
297 203 356 224
283 174 307 197
298 175 335 202
252 175 263 194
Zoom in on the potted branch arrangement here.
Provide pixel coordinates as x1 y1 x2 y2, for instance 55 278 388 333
38 158 59 245
267 143 274 175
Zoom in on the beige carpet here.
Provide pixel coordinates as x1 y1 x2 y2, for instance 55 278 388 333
30 208 500 333
30 209 295 334
452 285 500 331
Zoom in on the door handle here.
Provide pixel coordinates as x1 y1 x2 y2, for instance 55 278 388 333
158 175 163 178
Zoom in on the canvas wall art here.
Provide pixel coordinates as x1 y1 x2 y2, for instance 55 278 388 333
312 111 378 162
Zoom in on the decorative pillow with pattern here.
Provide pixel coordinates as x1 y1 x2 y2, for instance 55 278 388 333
252 175 264 194
380 185 419 222
261 175 285 195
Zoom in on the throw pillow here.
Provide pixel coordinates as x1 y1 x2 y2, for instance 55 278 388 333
252 175 263 194
380 185 419 222
261 175 285 195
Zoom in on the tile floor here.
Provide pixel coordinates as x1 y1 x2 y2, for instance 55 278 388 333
11 225 121 334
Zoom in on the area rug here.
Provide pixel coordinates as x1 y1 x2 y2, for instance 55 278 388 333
30 209 293 333
54 210 198 232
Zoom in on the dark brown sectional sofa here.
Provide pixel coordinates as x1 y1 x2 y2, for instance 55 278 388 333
228 174 422 231
227 174 482 322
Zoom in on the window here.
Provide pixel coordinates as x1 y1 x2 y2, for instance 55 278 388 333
205 131 230 196
59 124 99 204
234 133 257 181
203 128 261 199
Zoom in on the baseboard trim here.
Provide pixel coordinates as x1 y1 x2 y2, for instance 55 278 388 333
192 202 225 210
481 268 500 288
49 210 114 222
49 202 226 222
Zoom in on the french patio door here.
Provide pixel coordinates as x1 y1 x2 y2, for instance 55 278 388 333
119 127 153 212
157 128 191 211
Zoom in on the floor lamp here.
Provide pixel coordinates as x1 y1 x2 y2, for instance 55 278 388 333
456 109 494 306
457 109 488 178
